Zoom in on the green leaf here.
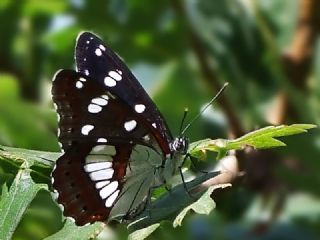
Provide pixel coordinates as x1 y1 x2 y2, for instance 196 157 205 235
128 223 160 240
189 124 316 159
0 161 46 240
228 124 316 149
173 186 216 228
128 171 221 233
44 220 105 240
173 183 231 228
0 145 59 168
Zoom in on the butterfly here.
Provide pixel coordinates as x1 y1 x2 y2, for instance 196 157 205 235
51 32 189 226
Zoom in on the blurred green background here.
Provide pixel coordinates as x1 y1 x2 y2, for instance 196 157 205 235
1 0 320 239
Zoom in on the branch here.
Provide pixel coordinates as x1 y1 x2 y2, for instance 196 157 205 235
272 0 320 124
282 0 320 90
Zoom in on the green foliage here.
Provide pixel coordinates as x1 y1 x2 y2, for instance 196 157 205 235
0 0 320 239
0 159 46 240
0 124 315 239
128 224 161 240
45 221 105 240
190 124 316 160
173 186 218 228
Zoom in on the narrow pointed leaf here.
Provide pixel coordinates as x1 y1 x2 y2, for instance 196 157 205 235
189 124 316 158
0 163 46 240
128 223 160 240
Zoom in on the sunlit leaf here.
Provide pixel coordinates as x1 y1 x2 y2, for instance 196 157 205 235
0 161 46 240
128 223 160 240
44 220 104 240
190 124 316 159
128 171 221 232
173 183 231 227
0 145 58 167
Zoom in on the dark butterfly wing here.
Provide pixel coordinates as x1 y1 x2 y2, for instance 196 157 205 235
52 142 132 225
52 70 163 225
52 70 152 150
75 32 172 155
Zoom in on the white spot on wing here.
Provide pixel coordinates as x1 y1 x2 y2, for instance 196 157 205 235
101 95 109 100
99 44 106 51
96 180 110 189
95 48 102 56
152 123 157 128
92 97 108 106
81 124 94 135
143 135 150 141
108 71 122 81
76 81 83 89
84 162 112 172
85 154 113 163
134 104 145 113
104 76 116 87
97 138 107 143
88 104 102 113
124 120 137 132
84 70 89 76
51 190 59 200
91 145 116 155
100 181 118 199
105 190 120 207
58 204 64 212
89 168 114 181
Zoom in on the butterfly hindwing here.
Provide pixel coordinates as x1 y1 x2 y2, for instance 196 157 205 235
52 142 132 225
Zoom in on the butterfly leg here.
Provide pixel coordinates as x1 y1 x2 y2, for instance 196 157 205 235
178 153 196 199
189 156 209 174
121 177 148 222
124 182 163 222
142 184 161 219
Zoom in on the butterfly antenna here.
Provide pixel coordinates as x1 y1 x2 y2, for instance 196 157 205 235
181 82 229 135
179 108 189 135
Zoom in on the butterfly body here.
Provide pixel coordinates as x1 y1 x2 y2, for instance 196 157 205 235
51 32 188 225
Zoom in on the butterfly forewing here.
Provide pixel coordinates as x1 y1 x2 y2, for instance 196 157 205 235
52 70 153 150
75 32 172 154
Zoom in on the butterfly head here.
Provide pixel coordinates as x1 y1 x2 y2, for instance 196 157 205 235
171 136 189 155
